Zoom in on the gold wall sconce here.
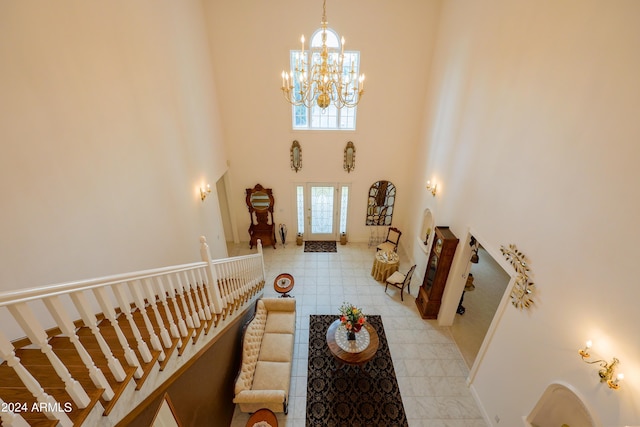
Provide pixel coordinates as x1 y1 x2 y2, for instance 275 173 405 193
578 340 624 389
426 180 437 196
200 184 211 202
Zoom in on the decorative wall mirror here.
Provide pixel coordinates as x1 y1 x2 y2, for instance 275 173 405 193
366 180 396 225
290 140 302 172
343 141 355 173
249 190 271 211
421 208 434 248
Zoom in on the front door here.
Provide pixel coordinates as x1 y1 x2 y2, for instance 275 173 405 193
295 183 350 241
307 184 336 241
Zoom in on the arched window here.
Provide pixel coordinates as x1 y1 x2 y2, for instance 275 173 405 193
289 27 362 130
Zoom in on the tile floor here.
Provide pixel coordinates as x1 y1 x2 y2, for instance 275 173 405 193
228 242 488 427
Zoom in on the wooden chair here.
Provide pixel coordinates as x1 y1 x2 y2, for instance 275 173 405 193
384 265 416 301
377 227 402 252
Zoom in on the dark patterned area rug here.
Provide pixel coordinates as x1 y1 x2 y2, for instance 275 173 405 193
304 240 337 252
306 315 408 427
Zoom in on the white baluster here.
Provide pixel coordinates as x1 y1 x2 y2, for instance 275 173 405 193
111 283 153 363
153 277 180 341
241 258 250 300
43 296 115 400
230 260 241 310
217 263 230 309
7 303 91 408
251 257 261 292
187 270 206 323
0 397 30 427
92 287 143 378
177 273 200 329
200 236 224 315
127 280 165 361
0 331 73 427
195 269 212 321
258 239 266 282
69 291 127 382
165 275 190 336
143 278 174 348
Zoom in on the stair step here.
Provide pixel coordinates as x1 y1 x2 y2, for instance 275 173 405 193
45 335 161 390
1 347 138 418
0 384 103 426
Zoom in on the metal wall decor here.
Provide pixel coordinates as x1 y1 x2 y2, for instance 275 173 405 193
343 141 355 173
500 244 536 309
366 180 396 225
290 140 302 172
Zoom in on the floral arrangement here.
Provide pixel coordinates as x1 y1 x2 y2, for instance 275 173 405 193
339 302 366 332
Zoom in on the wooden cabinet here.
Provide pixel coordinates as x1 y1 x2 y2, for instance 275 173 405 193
416 226 459 319
246 184 277 249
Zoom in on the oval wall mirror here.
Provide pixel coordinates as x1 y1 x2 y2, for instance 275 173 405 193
250 191 271 211
366 180 396 225
422 208 434 246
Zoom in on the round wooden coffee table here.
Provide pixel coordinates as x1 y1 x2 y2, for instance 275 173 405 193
246 408 278 427
326 319 379 369
273 273 294 298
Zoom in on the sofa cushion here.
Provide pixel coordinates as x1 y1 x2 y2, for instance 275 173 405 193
252 361 292 395
259 333 294 363
264 310 296 334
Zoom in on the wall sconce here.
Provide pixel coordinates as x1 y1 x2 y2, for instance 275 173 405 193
200 184 211 202
426 180 437 196
578 340 624 390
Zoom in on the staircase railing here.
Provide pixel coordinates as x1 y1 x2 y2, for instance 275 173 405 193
0 237 265 427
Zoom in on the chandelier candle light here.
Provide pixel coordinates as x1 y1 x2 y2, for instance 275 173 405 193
281 0 365 109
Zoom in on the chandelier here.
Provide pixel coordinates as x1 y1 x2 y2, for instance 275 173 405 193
281 0 365 110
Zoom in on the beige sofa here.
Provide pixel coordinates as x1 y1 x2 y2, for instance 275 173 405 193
233 298 296 414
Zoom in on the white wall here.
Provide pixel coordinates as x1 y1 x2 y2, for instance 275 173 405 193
3 0 638 424
203 0 442 245
406 0 640 425
0 0 230 293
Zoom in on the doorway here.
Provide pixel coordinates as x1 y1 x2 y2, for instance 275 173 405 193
450 244 511 368
296 183 350 241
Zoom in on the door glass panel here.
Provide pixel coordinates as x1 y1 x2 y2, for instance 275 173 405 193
296 185 305 234
339 186 349 233
311 186 334 234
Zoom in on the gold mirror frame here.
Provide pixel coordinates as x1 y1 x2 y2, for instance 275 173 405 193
290 140 302 172
344 141 356 173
